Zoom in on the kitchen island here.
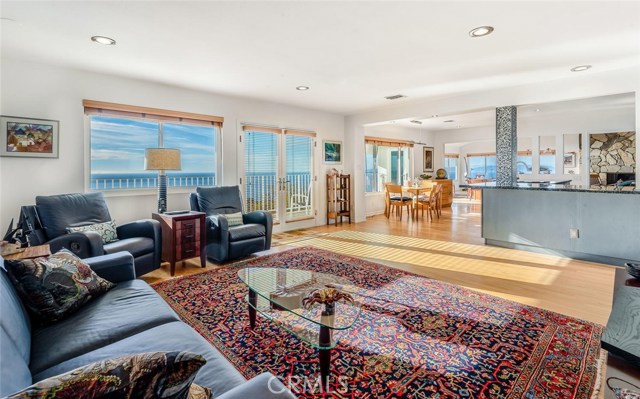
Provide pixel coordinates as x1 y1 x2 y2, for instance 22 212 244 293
474 182 640 265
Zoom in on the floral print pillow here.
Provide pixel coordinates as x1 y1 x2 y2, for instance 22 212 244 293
7 351 211 399
66 220 119 244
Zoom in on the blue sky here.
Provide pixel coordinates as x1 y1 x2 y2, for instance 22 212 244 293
90 116 215 174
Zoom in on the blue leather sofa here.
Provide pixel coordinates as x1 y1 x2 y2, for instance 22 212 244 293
190 186 273 262
0 252 295 398
23 192 162 277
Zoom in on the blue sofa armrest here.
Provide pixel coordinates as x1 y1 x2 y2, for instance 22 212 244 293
116 219 161 241
206 214 229 240
47 231 104 258
217 373 296 399
243 211 273 249
84 251 136 283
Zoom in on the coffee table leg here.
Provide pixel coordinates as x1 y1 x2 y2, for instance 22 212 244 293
319 325 331 388
249 288 257 329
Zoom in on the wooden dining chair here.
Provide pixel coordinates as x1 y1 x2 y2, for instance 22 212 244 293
434 183 444 218
384 183 412 220
415 185 438 221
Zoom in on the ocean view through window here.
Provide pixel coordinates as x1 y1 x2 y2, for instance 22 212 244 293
89 116 217 190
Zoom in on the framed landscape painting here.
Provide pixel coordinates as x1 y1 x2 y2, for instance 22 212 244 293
0 116 59 158
423 146 434 172
323 140 342 164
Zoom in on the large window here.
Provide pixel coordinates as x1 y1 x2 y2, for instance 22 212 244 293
467 153 496 179
85 100 222 191
517 151 533 175
444 154 458 180
365 137 412 192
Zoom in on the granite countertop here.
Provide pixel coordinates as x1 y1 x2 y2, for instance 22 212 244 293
470 181 640 194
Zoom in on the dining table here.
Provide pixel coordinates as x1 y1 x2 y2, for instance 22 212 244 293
402 186 433 219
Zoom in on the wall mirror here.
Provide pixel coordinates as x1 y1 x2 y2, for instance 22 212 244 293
539 136 556 174
563 134 582 175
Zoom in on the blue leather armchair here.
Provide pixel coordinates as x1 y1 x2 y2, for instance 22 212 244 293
24 192 161 277
190 186 272 262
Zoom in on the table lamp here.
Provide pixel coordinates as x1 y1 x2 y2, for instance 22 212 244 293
144 148 181 213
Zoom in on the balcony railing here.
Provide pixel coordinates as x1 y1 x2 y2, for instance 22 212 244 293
245 173 312 217
90 174 216 190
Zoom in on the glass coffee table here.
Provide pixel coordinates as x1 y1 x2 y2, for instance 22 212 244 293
237 267 361 386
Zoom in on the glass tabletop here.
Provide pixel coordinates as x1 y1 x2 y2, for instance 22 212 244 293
237 267 361 333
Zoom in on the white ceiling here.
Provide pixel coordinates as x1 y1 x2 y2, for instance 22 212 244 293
376 92 636 131
1 1 639 115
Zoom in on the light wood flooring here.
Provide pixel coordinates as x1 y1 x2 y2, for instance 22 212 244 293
142 201 616 326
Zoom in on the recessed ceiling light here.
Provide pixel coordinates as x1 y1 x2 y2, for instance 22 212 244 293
91 35 116 45
469 26 494 37
444 120 455 123
409 120 422 125
535 108 541 112
570 65 592 72
296 86 310 91
384 94 407 100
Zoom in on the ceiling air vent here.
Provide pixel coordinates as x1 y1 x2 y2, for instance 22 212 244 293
409 120 422 125
384 94 407 100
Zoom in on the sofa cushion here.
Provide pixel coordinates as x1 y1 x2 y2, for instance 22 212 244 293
104 237 154 257
10 351 208 399
0 326 32 398
4 250 114 323
29 279 180 374
36 192 112 239
0 265 31 364
67 220 119 244
33 321 247 398
228 224 265 242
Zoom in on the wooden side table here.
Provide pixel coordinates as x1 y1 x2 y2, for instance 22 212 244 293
2 244 51 260
152 212 206 276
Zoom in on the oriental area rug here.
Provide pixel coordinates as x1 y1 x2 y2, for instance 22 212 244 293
153 247 603 399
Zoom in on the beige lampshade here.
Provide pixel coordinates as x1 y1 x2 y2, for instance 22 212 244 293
144 148 181 170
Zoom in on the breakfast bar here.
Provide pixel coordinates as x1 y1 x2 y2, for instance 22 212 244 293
474 182 640 266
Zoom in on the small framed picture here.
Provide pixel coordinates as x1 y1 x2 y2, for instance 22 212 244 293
563 152 576 167
423 146 434 172
323 140 342 164
0 116 59 158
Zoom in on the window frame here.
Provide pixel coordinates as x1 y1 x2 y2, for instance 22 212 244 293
83 101 223 196
364 137 413 193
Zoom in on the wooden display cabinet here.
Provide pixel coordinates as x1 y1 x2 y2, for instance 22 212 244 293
326 174 351 225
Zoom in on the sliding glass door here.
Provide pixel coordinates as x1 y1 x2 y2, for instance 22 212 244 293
242 126 315 226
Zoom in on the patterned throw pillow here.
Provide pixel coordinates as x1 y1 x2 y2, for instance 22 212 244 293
7 351 211 399
66 220 119 244
4 249 114 323
225 212 244 227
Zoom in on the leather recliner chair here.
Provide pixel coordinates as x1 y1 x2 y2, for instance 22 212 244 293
189 186 272 263
23 192 161 277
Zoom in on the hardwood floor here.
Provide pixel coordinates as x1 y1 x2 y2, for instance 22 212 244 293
142 201 616 326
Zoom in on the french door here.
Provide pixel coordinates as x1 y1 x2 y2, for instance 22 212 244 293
241 125 315 226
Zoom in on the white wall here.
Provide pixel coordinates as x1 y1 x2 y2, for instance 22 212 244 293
345 66 640 222
0 59 345 231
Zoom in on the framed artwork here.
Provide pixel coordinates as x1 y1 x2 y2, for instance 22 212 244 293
563 152 576 168
323 140 342 164
423 146 434 172
0 116 59 158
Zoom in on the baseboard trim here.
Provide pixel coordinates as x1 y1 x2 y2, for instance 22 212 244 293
485 239 630 267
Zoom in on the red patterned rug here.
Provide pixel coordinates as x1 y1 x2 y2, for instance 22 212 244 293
153 247 603 398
